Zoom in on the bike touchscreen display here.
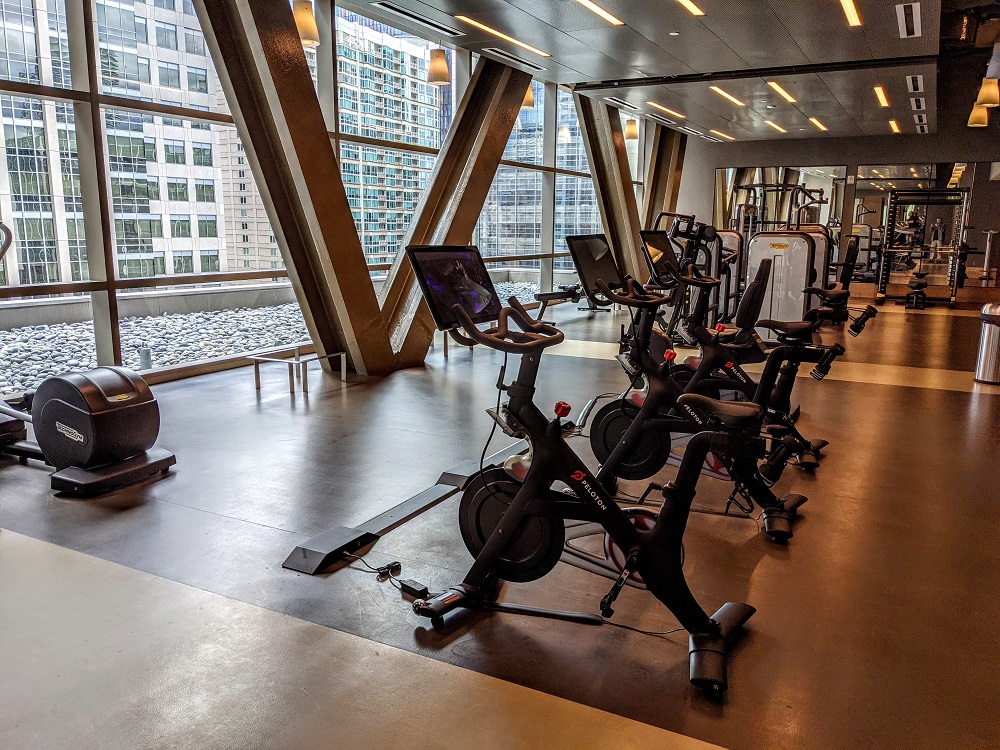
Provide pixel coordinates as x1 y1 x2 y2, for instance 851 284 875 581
406 246 503 331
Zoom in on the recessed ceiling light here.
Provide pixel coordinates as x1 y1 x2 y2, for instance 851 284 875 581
874 85 890 107
766 104 777 110
710 85 745 106
669 31 680 36
709 129 735 141
767 81 796 103
454 15 550 57
764 120 787 133
646 101 685 119
572 0 623 26
675 0 705 16
809 117 828 131
840 0 862 26
889 119 901 133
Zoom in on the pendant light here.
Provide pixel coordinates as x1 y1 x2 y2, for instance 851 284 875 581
292 1 320 48
624 118 638 140
521 84 535 110
428 49 450 86
976 78 1000 108
968 103 989 128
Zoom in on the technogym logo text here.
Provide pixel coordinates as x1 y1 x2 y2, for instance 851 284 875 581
55 421 85 443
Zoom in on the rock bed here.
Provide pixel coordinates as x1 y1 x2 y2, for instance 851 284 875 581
493 281 539 304
0 286 541 396
0 303 309 396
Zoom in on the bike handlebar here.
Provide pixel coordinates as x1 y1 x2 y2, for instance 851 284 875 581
595 278 672 309
451 296 564 354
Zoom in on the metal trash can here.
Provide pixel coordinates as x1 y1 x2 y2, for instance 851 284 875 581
975 303 1000 384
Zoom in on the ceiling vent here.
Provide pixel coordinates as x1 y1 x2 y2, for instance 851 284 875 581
368 3 465 37
910 96 926 110
481 47 547 72
604 97 639 110
906 74 924 93
678 126 702 136
913 113 927 124
700 135 723 143
916 123 928 134
896 3 922 38
646 113 676 126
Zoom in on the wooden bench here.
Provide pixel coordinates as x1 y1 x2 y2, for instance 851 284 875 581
247 344 347 393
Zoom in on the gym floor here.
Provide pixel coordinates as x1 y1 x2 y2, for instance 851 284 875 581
2 301 998 750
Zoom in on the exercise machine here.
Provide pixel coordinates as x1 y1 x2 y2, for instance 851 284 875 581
875 188 970 308
406 244 758 694
0 221 175 495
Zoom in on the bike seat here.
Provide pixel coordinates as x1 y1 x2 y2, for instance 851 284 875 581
757 319 816 341
677 393 763 430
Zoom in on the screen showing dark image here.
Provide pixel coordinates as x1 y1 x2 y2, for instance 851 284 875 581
406 246 502 331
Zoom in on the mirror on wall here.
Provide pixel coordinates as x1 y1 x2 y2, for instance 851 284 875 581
852 162 1000 287
714 166 847 238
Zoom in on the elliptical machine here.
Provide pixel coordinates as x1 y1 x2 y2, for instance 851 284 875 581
0 221 175 495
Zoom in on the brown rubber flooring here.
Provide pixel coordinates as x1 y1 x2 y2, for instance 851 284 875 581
1 301 998 749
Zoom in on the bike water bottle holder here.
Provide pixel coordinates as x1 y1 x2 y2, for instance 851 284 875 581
486 406 525 438
615 353 640 377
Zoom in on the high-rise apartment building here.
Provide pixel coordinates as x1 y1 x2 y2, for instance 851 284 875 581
0 0 238 286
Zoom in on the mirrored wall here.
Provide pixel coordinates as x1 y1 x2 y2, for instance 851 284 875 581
852 162 1000 287
714 166 847 237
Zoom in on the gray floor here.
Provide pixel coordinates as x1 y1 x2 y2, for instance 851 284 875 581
1 302 998 749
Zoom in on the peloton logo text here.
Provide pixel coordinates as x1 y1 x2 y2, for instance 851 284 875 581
571 470 608 510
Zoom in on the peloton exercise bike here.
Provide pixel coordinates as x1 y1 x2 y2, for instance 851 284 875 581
406 244 764 695
0 221 175 495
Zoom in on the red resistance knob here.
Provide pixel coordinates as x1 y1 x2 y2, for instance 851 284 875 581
715 323 726 332
664 349 677 361
554 401 572 418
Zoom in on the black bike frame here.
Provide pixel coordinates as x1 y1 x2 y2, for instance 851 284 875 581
461 349 750 635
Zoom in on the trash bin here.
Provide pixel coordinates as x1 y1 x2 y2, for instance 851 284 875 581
975 303 1000 384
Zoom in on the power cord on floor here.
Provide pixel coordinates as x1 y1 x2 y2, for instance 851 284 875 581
344 553 403 590
602 620 685 640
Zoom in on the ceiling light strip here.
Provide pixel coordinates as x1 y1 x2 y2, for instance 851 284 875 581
675 0 705 16
709 129 735 141
573 0 623 26
808 117 828 131
709 85 745 106
454 15 550 57
646 101 685 119
889 119 901 133
840 0 862 26
764 120 786 133
874 85 890 107
767 81 796 103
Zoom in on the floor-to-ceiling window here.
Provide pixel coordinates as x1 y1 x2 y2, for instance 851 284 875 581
332 8 453 284
0 0 313 394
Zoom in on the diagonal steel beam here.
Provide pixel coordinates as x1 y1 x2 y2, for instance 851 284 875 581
195 0 395 376
641 125 687 230
380 58 532 366
574 94 646 282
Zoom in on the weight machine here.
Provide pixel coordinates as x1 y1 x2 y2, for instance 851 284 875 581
875 188 971 308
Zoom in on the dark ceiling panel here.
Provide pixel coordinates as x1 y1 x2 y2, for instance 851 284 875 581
351 0 943 140
697 1 811 68
566 26 696 77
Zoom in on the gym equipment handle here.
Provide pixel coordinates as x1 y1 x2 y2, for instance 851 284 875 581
595 278 672 309
452 297 564 355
